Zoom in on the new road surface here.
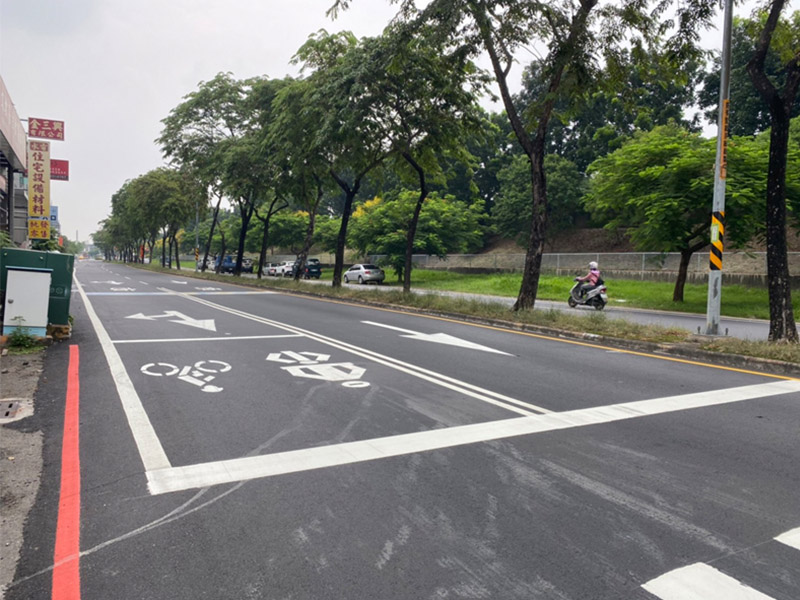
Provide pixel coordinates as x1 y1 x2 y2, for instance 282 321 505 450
6 260 799 599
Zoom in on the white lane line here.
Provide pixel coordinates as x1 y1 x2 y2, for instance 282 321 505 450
775 527 800 550
74 275 171 471
166 289 547 416
642 563 775 599
147 379 800 495
112 334 303 344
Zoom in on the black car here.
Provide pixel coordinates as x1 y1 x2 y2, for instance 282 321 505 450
294 257 322 279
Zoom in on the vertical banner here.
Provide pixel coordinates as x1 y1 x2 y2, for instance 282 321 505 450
27 140 51 239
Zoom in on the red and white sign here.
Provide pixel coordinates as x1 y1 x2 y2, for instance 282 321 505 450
51 159 69 181
28 117 65 141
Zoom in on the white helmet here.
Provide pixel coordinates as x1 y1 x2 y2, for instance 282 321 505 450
589 261 598 269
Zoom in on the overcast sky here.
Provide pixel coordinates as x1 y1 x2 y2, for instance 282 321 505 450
0 0 795 244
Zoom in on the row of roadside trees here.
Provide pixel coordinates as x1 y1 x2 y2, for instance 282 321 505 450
94 1 799 341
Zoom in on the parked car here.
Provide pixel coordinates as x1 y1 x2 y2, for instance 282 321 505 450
196 257 211 270
294 257 322 279
344 263 385 284
265 262 280 276
241 257 254 273
215 255 237 273
278 260 296 277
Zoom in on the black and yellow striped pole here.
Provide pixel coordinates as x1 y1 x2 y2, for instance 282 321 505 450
705 0 733 335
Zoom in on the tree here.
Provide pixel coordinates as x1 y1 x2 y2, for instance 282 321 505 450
331 0 716 311
492 153 587 246
158 73 248 273
292 31 392 288
746 6 800 342
348 192 486 280
346 24 487 292
698 17 800 137
583 124 767 301
269 78 333 279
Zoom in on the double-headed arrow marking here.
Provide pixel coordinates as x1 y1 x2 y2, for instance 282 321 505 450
362 321 510 355
126 310 216 332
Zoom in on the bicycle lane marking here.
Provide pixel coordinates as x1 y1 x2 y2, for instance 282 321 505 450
52 345 81 600
74 275 170 471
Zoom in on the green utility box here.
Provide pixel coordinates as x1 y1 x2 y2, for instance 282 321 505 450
0 248 75 327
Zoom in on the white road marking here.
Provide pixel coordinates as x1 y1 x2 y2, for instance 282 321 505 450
146 379 800 495
74 275 171 471
362 320 512 355
775 527 800 550
166 289 547 416
126 310 216 332
642 563 775 599
113 334 302 344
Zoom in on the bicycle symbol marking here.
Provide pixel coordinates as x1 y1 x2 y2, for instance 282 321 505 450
141 360 231 393
266 351 370 388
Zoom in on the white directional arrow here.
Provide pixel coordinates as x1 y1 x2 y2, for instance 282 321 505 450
362 321 511 355
91 280 123 285
110 287 136 292
125 310 216 331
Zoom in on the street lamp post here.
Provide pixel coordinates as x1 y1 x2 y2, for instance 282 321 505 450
705 0 734 335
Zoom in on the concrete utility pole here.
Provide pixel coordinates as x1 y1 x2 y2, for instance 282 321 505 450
705 0 734 335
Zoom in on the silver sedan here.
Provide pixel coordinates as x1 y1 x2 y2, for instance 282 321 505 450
343 263 385 284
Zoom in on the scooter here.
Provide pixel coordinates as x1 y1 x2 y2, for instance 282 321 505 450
568 278 608 310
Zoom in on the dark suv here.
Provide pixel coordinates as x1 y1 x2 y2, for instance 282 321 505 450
294 257 322 279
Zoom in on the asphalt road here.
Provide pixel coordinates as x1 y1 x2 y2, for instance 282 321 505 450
7 261 800 599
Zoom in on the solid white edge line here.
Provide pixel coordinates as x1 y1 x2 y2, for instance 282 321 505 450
146 379 800 495
642 562 775 599
775 527 800 550
75 275 172 471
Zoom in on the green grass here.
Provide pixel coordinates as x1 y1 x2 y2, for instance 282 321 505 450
360 269 784 320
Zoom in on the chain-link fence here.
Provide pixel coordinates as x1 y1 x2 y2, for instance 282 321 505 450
363 251 800 286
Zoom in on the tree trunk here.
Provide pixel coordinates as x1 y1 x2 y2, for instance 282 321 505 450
161 231 167 268
234 194 255 276
255 197 284 279
173 232 181 270
202 194 223 272
673 249 693 302
746 0 799 342
294 182 323 281
764 115 798 341
332 190 356 287
402 152 427 293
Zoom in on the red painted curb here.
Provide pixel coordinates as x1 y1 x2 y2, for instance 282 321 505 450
52 344 80 600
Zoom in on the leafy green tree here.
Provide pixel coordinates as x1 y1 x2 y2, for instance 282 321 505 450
516 52 702 171
347 24 487 292
583 124 767 301
158 73 246 272
332 0 716 311
268 211 309 254
349 192 485 280
492 154 587 246
698 18 800 137
292 31 392 287
746 6 800 342
269 78 333 279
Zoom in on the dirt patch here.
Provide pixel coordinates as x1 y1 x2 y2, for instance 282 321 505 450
0 351 45 599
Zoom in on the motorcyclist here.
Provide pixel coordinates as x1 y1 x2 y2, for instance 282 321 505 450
575 261 601 298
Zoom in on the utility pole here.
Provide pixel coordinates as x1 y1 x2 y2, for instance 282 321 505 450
705 0 733 335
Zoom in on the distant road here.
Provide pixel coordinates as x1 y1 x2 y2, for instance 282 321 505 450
289 277 773 341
